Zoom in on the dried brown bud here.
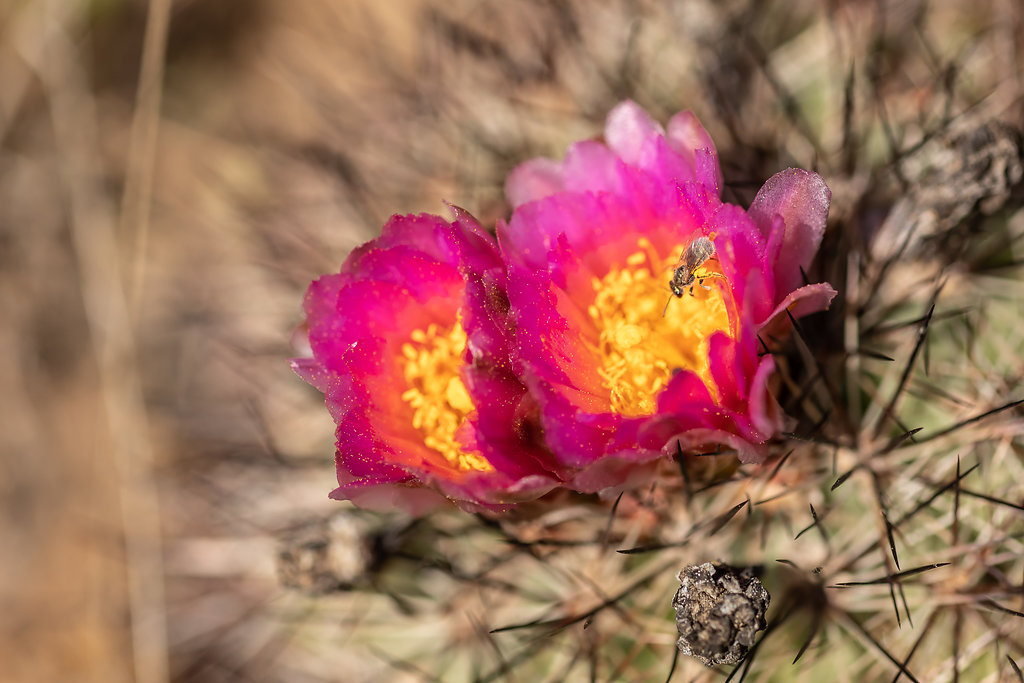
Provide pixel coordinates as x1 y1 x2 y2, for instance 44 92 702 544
672 562 770 667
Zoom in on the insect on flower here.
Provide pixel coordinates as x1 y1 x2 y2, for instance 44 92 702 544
663 235 725 315
670 236 719 297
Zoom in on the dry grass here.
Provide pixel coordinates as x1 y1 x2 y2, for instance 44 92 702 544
1 0 1022 681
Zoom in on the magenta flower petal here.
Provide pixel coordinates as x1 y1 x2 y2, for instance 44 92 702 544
666 110 723 193
329 481 453 515
748 354 783 437
568 452 664 495
662 428 765 464
764 282 839 327
605 100 665 164
506 157 565 209
562 140 629 196
666 110 718 160
748 168 831 295
290 356 330 393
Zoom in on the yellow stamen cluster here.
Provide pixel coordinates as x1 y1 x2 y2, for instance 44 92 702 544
400 321 493 472
587 237 731 417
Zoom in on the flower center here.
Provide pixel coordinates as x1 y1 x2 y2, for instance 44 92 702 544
587 237 731 417
400 320 493 473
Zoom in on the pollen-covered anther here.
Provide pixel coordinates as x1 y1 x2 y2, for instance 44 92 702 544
400 320 493 473
588 239 732 417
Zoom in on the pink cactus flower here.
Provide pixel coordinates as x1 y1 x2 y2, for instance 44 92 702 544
498 101 836 492
292 210 562 511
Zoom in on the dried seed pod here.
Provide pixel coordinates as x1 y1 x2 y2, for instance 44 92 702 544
672 562 770 667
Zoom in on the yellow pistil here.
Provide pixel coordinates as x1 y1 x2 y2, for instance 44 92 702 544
399 320 493 473
587 237 732 417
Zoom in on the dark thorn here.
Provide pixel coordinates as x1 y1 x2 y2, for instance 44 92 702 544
767 449 794 482
616 542 679 555
782 367 823 414
601 492 623 550
1008 655 1023 683
692 475 747 495
783 308 852 435
664 646 680 683
841 60 856 173
855 348 896 361
841 610 922 683
978 600 1024 618
781 431 836 446
889 580 903 628
919 399 1024 444
675 441 693 506
890 612 938 683
470 612 510 678
490 560 675 633
736 648 757 683
832 467 857 491
795 503 828 541
868 307 968 336
884 508 900 570
897 581 913 627
812 503 829 544
708 500 749 537
831 562 950 586
723 638 756 683
924 325 931 377
953 456 962 546
792 614 821 663
959 488 1024 512
882 427 923 454
875 301 937 439
911 380 971 407
893 414 921 444
894 462 978 527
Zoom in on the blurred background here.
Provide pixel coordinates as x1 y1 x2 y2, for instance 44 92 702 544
1 0 1022 681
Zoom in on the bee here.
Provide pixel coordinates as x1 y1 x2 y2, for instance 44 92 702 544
663 236 722 315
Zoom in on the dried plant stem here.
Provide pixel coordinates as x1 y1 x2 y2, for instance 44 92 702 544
33 2 169 682
121 0 172 318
